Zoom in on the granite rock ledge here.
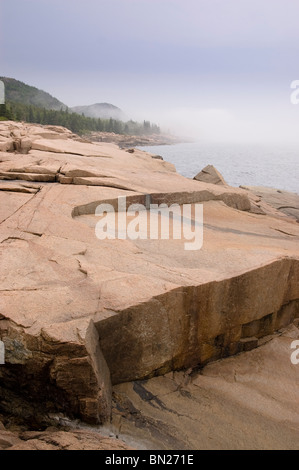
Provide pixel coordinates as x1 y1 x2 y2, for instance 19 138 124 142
0 121 298 424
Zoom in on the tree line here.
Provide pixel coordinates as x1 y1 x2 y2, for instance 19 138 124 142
0 102 160 136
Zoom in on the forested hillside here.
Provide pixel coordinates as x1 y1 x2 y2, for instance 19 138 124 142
0 78 160 135
0 77 66 110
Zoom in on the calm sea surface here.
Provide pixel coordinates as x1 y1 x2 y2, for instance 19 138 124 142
139 142 299 195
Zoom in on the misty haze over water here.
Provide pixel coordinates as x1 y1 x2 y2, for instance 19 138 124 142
140 142 299 195
1 1 299 195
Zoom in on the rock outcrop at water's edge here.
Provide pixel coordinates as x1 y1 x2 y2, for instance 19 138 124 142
240 185 299 222
0 121 298 448
194 164 227 186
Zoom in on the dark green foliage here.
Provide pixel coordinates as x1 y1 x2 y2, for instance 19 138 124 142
0 77 66 111
0 76 160 136
4 101 160 136
0 103 15 120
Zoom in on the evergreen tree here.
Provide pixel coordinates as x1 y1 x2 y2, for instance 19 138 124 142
0 103 6 118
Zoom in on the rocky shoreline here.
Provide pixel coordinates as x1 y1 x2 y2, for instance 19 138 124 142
86 131 184 148
0 121 298 449
240 185 299 222
194 165 299 222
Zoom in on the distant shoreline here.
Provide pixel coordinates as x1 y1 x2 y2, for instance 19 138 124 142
87 131 185 148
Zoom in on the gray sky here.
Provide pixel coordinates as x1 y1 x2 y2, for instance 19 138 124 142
1 0 299 142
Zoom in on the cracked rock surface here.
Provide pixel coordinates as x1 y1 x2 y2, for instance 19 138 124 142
0 121 298 439
240 185 299 222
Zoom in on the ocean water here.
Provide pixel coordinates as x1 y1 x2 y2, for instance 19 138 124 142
139 142 299 195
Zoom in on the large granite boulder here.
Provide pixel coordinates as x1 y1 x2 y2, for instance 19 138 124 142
194 164 227 185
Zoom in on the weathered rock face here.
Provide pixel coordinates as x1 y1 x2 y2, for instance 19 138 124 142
0 121 298 429
194 164 227 185
0 419 132 450
112 322 299 450
96 260 299 384
240 185 299 222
